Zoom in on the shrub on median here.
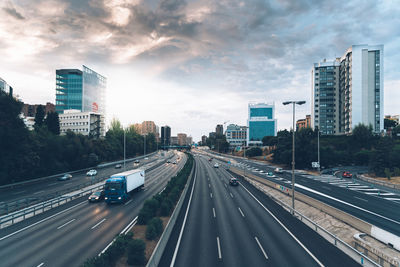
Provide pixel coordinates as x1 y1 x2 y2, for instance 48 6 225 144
146 217 163 240
127 239 146 266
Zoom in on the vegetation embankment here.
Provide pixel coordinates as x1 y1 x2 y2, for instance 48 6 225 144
82 153 194 267
0 91 157 185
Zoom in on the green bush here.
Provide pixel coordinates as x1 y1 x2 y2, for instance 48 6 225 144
384 168 392 180
160 199 173 216
146 217 163 240
127 239 146 266
394 167 400 177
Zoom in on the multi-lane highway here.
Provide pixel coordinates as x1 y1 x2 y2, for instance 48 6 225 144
206 151 400 237
160 153 359 266
0 152 185 267
0 153 164 205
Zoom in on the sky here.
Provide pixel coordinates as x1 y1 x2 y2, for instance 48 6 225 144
1 0 399 141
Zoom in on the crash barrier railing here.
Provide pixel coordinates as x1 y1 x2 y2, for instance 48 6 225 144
0 155 173 218
0 184 104 229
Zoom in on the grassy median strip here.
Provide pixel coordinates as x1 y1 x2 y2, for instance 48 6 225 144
82 152 194 267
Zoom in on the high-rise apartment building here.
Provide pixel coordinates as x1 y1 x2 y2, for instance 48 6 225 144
296 115 311 130
55 66 106 135
247 103 277 146
161 126 171 146
312 44 384 135
21 102 55 117
201 135 207 145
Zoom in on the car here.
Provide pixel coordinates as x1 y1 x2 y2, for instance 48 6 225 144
88 190 105 202
86 169 97 176
214 163 219 168
173 161 177 164
267 172 276 178
144 157 149 160
134 159 140 164
342 171 353 178
115 164 122 169
209 158 213 162
58 173 72 181
274 168 283 174
167 160 171 163
229 178 239 186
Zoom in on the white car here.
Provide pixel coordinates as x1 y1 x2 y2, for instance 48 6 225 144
86 169 97 176
214 163 219 168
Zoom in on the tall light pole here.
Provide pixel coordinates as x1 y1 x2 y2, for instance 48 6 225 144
243 126 248 177
283 100 306 214
144 134 146 156
123 127 126 170
317 127 320 175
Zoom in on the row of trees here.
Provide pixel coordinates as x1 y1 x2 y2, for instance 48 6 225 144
205 134 230 153
262 124 400 176
0 91 157 185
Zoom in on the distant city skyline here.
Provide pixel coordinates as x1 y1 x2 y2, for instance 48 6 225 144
1 0 399 142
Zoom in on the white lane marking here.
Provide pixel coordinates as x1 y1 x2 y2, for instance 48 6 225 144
238 207 245 217
170 163 197 267
230 192 233 198
48 182 58 186
57 219 76 230
240 184 324 267
0 201 86 241
224 184 227 188
216 237 222 259
213 208 216 218
91 218 106 230
36 263 44 267
354 196 368 202
124 199 133 206
209 184 211 188
255 236 269 260
33 190 45 195
12 190 26 195
158 187 166 195
295 183 400 226
120 216 138 235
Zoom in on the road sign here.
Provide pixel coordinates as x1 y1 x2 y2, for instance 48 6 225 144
312 162 320 168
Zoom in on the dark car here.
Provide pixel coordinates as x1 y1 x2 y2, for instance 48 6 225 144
88 190 105 202
134 160 140 164
229 178 239 186
57 173 72 181
115 164 122 169
342 171 353 178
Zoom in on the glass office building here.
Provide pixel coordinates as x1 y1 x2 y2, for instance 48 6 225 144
247 103 277 146
55 65 106 136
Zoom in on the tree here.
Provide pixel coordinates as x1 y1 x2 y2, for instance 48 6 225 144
34 105 45 128
262 136 278 146
384 118 398 129
352 124 374 150
45 112 60 135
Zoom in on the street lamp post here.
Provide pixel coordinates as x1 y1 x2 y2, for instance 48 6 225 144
144 134 146 156
317 127 320 175
283 100 306 214
123 128 126 170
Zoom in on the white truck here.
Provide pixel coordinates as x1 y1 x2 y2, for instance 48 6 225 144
104 169 145 203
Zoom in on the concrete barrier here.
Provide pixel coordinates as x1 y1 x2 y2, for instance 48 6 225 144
146 158 196 267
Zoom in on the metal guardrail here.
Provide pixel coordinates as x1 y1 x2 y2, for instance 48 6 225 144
0 155 173 225
0 184 104 229
359 174 400 190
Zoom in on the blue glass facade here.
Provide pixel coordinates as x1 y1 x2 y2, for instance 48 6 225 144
55 69 83 114
249 121 276 141
56 66 106 115
250 107 273 119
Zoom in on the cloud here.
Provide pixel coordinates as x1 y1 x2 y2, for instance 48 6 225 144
0 0 399 141
2 2 24 20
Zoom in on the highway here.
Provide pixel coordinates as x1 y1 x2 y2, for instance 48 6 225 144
160 153 359 266
207 152 400 237
0 152 185 267
0 152 171 215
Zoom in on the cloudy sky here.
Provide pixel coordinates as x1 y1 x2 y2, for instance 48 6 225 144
1 0 399 141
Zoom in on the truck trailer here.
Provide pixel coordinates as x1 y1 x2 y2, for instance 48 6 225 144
104 169 145 204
